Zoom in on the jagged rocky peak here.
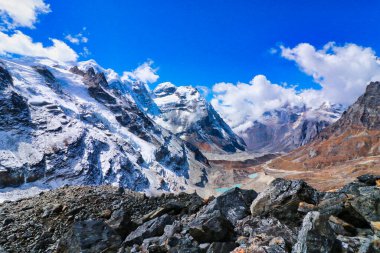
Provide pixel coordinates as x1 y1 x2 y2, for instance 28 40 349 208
77 59 103 73
152 82 246 153
153 81 177 97
326 81 380 134
267 82 380 179
316 81 380 142
130 81 161 115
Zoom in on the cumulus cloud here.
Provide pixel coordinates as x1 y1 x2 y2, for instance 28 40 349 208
122 60 159 84
80 47 91 57
0 0 50 30
212 42 380 133
281 42 380 105
211 75 303 132
0 31 78 62
65 28 89 45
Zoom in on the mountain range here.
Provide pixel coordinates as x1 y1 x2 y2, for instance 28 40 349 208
1 56 379 199
238 102 345 153
264 81 380 190
0 56 379 253
0 57 250 198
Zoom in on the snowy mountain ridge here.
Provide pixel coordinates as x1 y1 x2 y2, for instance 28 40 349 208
0 57 215 197
151 82 246 153
238 102 345 153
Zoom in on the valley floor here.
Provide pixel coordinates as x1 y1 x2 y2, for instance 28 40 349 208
204 151 380 195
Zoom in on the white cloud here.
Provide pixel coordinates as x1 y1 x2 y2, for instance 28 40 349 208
122 60 159 84
0 30 78 62
80 47 91 57
0 0 50 30
281 42 380 105
65 28 89 45
211 75 303 132
212 42 380 133
65 34 80 44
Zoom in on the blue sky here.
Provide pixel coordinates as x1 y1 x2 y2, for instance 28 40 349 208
17 0 380 90
1 0 380 130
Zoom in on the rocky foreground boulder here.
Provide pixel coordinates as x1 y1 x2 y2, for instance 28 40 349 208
0 176 379 253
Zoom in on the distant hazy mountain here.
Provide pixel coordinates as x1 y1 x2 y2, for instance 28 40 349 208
268 81 380 173
237 102 345 153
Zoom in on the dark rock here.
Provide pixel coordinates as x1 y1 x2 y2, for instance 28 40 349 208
336 184 380 229
33 66 56 84
3 217 14 226
201 187 257 225
328 215 358 236
250 178 320 227
357 174 380 186
138 202 184 224
349 186 380 223
69 66 85 76
58 219 122 253
0 65 13 89
292 211 339 253
188 210 234 243
32 231 54 252
123 214 174 245
336 235 375 253
106 208 137 238
235 216 296 251
206 242 237 253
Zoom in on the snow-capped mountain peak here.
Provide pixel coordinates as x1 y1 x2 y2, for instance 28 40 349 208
0 57 212 195
152 82 246 153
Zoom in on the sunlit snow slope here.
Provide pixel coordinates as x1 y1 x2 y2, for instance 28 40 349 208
0 57 211 195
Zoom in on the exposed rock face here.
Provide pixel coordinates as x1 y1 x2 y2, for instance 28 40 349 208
239 103 344 153
250 178 320 227
202 188 257 225
292 211 338 253
266 82 380 190
152 82 246 153
1 176 379 253
123 214 174 245
58 219 122 253
0 58 210 195
321 81 380 137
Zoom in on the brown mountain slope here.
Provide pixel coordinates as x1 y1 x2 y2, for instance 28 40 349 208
264 82 380 190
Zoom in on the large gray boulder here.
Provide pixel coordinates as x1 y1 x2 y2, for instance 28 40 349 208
57 219 122 253
123 214 174 246
292 211 338 253
250 178 320 227
202 187 257 225
188 210 235 243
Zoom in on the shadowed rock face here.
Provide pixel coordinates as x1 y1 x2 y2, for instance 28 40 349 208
33 66 56 84
0 65 13 89
266 82 380 188
0 176 379 253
